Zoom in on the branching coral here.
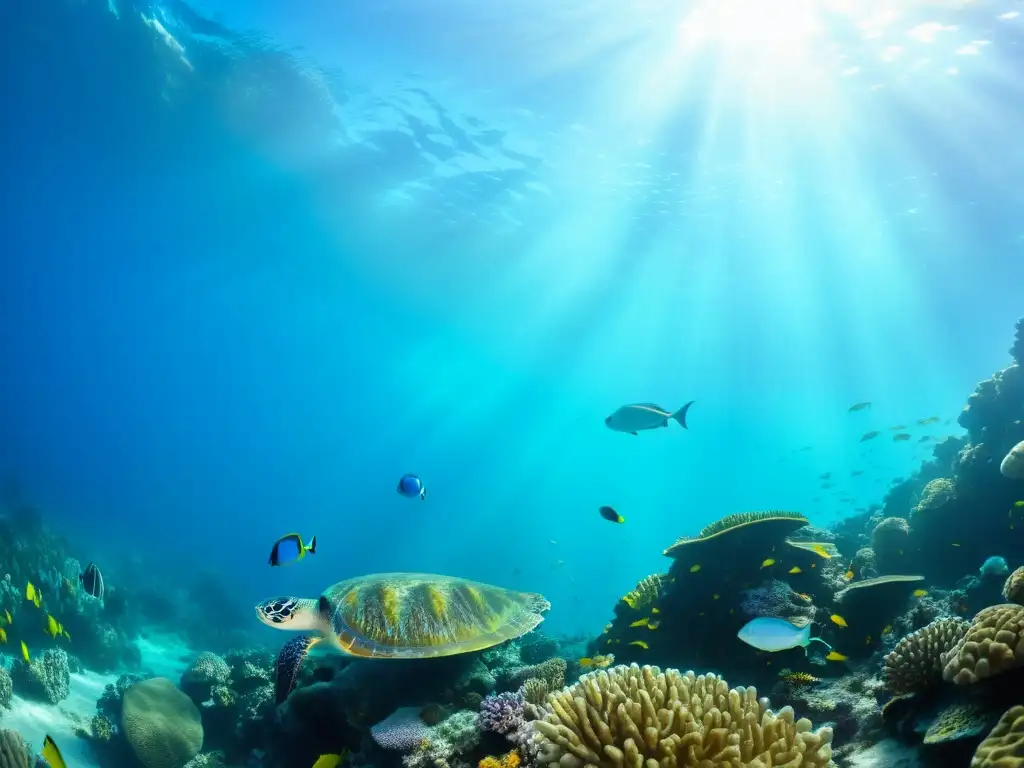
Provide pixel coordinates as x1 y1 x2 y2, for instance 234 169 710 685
943 604 1024 684
529 663 834 768
479 690 525 736
883 618 970 694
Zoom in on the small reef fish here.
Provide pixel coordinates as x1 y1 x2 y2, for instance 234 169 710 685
42 735 67 768
396 474 426 500
830 614 848 628
913 589 928 598
578 654 615 669
1014 501 1024 508
45 614 61 639
599 506 625 523
826 651 848 662
760 559 775 568
647 619 660 630
893 433 912 442
860 431 880 442
788 566 802 575
268 533 317 567
819 472 831 480
848 402 872 412
629 640 649 650
26 582 41 608
851 470 863 477
80 563 105 600
605 401 694 435
629 618 649 628
689 564 701 573
737 617 832 655
917 416 941 425
311 750 349 768
20 640 29 663
0 628 6 643
889 425 907 431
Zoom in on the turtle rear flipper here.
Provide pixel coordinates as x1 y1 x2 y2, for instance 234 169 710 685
275 634 320 704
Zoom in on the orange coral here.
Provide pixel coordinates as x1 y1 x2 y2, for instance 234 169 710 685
479 751 520 768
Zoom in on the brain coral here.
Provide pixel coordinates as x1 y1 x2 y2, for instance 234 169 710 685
943 605 1024 685
884 618 970 694
0 729 31 768
1001 441 1024 480
914 478 956 515
1004 568 1024 605
972 705 1024 768
529 663 834 768
122 677 204 768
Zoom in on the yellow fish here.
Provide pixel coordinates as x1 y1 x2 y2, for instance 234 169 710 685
26 582 41 608
830 614 848 628
0 627 6 643
651 607 660 614
761 558 775 568
3 609 10 624
788 566 802 575
579 654 614 669
62 628 71 641
42 736 67 768
311 749 349 768
1015 501 1024 508
689 564 701 573
647 619 660 630
809 544 832 559
882 625 893 635
913 589 928 598
826 651 848 662
630 618 649 628
20 640 30 663
629 640 649 650
713 593 720 600
45 614 60 639
844 570 854 581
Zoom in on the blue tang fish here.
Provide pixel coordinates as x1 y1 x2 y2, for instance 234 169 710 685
397 474 426 500
268 533 316 567
737 617 832 655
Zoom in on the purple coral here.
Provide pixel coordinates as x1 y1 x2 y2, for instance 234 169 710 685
478 690 525 736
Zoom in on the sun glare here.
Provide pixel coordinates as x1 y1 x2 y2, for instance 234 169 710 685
678 0 824 49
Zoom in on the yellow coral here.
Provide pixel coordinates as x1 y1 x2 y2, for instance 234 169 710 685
884 618 969 694
972 705 1024 767
943 605 1024 684
479 751 520 768
529 663 834 768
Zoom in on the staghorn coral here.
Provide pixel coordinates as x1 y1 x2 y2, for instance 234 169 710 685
883 618 970 694
0 729 31 768
1004 567 1024 605
943 604 1024 684
122 677 204 768
529 663 834 768
972 705 1024 767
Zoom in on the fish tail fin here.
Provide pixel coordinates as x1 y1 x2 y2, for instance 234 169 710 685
420 487 426 500
809 636 833 653
308 535 317 555
671 401 694 429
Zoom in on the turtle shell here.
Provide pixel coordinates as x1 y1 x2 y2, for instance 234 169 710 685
320 572 550 659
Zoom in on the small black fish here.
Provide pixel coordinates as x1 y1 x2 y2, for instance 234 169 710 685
851 470 863 477
599 506 625 523
860 431 880 442
819 472 831 480
848 402 872 412
79 563 105 600
893 433 912 442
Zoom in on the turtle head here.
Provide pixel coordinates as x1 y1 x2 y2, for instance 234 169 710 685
255 596 321 631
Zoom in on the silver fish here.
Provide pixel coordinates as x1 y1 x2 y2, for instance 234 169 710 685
605 401 694 435
737 617 831 655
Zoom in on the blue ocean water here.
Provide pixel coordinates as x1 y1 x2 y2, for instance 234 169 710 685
0 0 1022 643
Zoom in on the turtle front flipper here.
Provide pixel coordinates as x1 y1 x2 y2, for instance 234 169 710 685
275 634 321 704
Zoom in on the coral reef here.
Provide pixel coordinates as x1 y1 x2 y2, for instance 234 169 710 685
1005 567 1024 604
10 647 70 704
943 604 1024 684
973 705 1024 767
0 729 32 768
478 691 524 736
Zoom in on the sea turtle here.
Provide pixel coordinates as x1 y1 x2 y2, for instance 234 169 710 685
256 572 551 702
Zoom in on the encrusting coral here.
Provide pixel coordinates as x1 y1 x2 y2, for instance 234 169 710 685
943 604 1024 684
883 617 970 694
528 663 834 768
972 705 1024 767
